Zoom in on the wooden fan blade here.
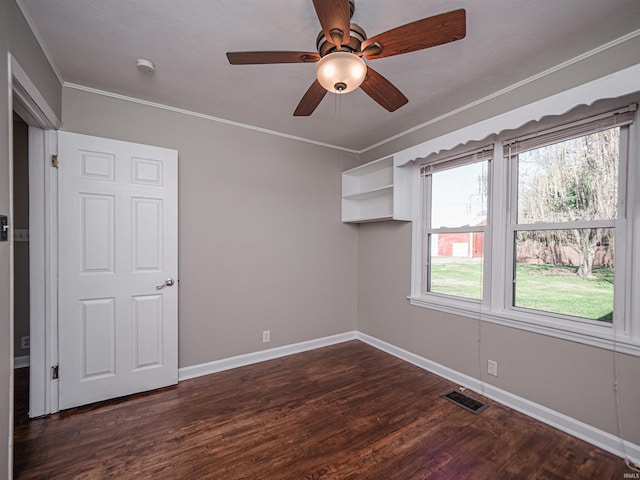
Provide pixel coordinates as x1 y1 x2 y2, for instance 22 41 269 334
227 51 320 65
360 66 408 112
312 0 351 47
294 80 328 116
362 9 466 60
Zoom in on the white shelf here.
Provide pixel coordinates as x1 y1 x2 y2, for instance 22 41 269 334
342 184 393 201
341 156 411 223
344 214 394 223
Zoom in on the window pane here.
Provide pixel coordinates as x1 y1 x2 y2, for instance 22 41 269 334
431 161 488 228
514 229 614 322
429 233 484 300
517 127 619 224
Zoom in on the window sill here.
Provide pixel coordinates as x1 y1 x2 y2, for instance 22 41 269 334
409 295 640 357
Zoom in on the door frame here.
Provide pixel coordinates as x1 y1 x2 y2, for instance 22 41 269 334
9 55 61 419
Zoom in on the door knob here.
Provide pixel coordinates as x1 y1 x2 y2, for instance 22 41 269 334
156 278 175 289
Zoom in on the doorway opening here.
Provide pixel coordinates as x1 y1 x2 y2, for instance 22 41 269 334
12 111 30 430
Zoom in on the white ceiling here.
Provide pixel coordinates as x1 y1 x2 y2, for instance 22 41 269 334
19 0 640 152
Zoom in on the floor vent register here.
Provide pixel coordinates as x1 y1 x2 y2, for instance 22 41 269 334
442 389 488 414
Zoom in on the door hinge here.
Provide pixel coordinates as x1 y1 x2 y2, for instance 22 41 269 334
51 365 59 380
51 154 59 168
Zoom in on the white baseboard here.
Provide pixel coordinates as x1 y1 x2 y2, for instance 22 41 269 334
356 331 640 466
14 356 30 369
356 332 484 391
178 331 358 381
482 382 640 467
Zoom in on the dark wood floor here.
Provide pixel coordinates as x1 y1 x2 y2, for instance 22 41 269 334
14 340 633 479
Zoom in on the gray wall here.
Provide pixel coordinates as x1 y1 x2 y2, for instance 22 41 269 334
355 35 640 445
0 0 62 475
0 0 9 473
61 87 359 368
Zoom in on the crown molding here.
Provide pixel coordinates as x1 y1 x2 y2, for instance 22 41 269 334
63 83 360 154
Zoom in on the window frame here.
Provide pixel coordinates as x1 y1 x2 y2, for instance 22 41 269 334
409 104 640 356
504 113 630 332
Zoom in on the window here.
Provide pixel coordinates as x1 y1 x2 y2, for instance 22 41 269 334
422 150 491 301
507 125 623 323
411 104 638 351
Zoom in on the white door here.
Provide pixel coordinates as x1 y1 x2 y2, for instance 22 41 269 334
57 131 178 410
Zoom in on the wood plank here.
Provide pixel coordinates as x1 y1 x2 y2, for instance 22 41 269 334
13 341 634 479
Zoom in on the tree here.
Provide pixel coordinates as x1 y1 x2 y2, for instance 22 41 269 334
517 127 618 277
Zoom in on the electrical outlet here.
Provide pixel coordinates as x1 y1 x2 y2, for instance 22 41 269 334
262 330 270 343
21 336 30 350
488 359 498 377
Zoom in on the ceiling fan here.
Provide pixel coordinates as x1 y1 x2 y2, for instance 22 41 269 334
226 0 466 116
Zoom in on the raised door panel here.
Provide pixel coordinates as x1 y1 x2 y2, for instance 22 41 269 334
132 198 163 272
132 295 163 369
81 298 116 378
80 194 115 273
132 157 163 186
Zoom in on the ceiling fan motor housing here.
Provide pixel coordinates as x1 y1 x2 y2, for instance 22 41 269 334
316 22 367 57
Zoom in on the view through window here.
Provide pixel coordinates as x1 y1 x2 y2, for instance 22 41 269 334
425 158 489 301
512 127 619 322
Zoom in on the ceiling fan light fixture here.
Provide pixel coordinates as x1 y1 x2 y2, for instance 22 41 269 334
315 51 366 94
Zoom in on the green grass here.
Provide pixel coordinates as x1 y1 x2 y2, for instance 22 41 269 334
430 262 613 322
514 264 613 322
430 262 483 300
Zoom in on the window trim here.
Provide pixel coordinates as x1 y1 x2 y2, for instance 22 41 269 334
409 104 640 357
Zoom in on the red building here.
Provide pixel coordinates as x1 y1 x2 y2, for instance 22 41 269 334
437 231 484 258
